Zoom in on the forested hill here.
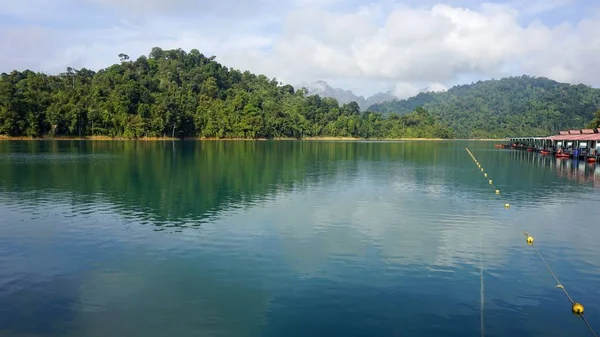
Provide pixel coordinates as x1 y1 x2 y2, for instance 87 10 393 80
367 76 600 138
0 47 453 139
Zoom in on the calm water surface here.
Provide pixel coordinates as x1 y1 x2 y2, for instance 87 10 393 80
0 140 599 337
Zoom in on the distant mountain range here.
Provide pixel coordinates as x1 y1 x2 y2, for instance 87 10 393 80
295 76 600 138
301 80 397 111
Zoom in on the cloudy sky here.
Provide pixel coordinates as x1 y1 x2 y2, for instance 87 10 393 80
1 0 599 98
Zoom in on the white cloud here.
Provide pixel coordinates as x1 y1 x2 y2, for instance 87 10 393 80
426 83 449 92
392 82 421 99
510 0 574 16
216 1 600 94
0 0 599 97
389 81 447 99
86 0 283 18
0 26 67 72
88 0 190 9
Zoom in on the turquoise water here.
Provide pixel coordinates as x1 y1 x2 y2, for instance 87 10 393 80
0 140 599 337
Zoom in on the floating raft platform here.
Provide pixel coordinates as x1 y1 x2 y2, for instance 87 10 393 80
497 128 600 162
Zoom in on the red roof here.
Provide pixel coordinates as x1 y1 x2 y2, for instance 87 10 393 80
544 127 600 141
546 134 600 141
575 134 600 140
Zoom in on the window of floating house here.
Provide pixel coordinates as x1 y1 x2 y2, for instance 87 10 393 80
579 142 587 148
566 142 573 147
557 141 563 147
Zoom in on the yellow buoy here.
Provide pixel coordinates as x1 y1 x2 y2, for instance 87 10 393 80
489 180 493 185
504 203 510 209
481 168 484 172
484 173 488 178
495 189 500 195
526 236 534 245
572 302 584 316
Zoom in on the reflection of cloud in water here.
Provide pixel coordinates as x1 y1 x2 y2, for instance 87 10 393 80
2 198 277 337
218 182 600 323
3 141 600 336
224 170 506 274
72 258 273 337
215 158 600 298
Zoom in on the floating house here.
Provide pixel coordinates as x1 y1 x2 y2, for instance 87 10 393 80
505 128 600 162
543 129 600 153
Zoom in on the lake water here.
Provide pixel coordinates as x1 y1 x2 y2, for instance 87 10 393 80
0 140 599 337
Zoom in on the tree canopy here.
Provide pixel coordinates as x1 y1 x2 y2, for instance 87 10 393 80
367 75 600 138
589 110 600 129
0 47 453 139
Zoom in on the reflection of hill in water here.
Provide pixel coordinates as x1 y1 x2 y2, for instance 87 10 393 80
0 141 598 229
2 141 600 337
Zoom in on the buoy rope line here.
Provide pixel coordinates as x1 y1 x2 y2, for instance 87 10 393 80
465 148 510 209
480 227 485 337
523 233 598 337
465 148 598 337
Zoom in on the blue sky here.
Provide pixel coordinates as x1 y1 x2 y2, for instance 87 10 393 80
1 0 599 98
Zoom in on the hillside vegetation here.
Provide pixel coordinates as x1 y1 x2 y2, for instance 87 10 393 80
367 76 600 138
0 48 453 139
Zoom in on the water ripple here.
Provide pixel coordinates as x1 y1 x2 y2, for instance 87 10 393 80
1 141 599 337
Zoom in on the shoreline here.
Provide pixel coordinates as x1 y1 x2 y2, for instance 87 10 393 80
0 135 505 141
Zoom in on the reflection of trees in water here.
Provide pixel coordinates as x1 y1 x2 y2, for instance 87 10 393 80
70 256 273 337
2 141 598 229
0 141 456 228
2 142 600 337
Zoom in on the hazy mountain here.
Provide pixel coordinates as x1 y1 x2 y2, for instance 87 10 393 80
302 80 396 111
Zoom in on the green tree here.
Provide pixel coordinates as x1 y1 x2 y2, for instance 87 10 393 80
0 47 457 140
368 75 600 138
589 110 600 129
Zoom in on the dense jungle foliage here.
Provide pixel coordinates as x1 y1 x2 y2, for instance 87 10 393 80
0 48 453 139
368 76 600 138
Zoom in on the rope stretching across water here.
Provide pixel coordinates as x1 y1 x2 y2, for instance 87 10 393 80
524 237 598 337
465 147 598 337
480 227 485 337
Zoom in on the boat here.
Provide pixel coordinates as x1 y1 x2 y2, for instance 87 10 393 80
527 148 533 152
494 144 504 148
588 157 597 163
556 153 571 158
540 150 550 155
